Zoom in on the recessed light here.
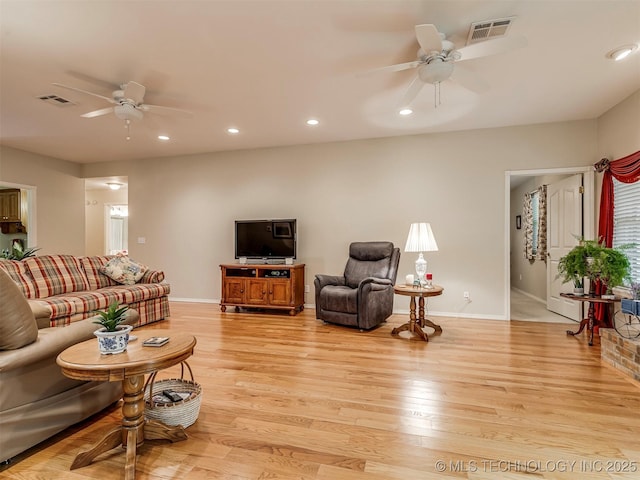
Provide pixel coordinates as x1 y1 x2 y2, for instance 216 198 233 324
399 108 413 116
227 128 240 134
157 135 170 141
306 119 319 126
606 44 637 61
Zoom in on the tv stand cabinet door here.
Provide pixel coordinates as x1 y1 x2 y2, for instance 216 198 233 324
246 279 268 305
268 279 291 306
223 278 245 304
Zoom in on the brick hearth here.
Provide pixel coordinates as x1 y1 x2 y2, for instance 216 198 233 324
600 328 640 383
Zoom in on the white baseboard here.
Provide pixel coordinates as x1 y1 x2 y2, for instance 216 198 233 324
167 299 507 321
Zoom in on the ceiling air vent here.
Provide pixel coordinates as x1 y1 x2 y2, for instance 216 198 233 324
38 94 75 106
466 17 516 45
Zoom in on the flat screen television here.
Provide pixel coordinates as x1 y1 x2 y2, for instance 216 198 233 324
235 219 296 261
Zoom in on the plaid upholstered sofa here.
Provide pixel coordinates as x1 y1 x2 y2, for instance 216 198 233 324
0 254 170 327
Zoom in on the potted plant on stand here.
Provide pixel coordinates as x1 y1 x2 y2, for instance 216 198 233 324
592 246 632 300
93 302 132 355
557 238 632 297
557 240 592 295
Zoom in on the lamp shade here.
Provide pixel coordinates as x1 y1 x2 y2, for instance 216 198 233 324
404 223 438 252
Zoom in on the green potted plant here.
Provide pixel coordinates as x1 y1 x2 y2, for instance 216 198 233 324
0 243 40 260
592 246 632 299
557 237 632 298
93 302 132 354
556 239 594 295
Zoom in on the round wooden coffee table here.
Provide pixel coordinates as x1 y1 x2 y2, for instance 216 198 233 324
57 330 197 480
392 284 444 341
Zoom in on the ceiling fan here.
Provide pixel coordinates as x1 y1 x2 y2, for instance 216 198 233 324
52 80 191 139
370 23 527 108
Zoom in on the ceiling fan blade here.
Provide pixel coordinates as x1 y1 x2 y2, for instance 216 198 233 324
123 81 146 105
456 34 527 61
139 104 193 117
81 107 114 118
449 64 490 94
415 24 442 54
362 60 421 76
399 75 424 107
52 83 115 104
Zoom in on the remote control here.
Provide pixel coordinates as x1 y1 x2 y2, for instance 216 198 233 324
162 390 182 402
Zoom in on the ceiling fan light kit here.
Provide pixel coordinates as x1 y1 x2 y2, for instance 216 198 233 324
114 103 143 121
51 80 192 140
369 19 526 109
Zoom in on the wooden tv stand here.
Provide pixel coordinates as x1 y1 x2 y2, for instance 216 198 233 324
220 263 305 316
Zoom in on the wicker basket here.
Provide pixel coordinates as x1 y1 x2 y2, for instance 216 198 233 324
143 362 202 428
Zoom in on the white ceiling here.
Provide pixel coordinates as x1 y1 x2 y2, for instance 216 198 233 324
1 1 639 165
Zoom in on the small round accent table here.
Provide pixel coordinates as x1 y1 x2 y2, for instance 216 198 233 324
392 284 444 341
560 293 619 346
57 330 196 480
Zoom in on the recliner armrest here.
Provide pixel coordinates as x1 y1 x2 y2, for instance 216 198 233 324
358 277 392 289
314 274 346 289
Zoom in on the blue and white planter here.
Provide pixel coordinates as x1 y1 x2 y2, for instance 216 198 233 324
621 299 640 316
94 324 133 354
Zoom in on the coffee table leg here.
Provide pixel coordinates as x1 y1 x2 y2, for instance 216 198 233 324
70 426 122 470
121 375 146 480
144 420 188 442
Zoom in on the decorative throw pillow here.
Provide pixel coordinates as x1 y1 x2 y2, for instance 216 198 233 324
100 254 148 285
0 268 38 350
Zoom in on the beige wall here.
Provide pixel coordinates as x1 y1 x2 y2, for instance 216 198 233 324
594 90 640 221
4 88 637 319
597 89 640 160
0 147 85 255
85 187 128 255
84 120 597 318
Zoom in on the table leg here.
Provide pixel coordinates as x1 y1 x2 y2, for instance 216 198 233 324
70 426 122 470
69 374 188 479
566 302 596 346
416 296 442 333
392 296 428 341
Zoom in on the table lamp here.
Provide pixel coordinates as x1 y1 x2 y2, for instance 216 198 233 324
404 222 438 285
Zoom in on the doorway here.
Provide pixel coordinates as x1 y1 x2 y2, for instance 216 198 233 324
106 205 128 255
0 181 37 251
505 167 594 322
84 177 128 256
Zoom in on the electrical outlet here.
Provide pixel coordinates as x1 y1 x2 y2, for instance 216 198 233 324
463 291 470 299
305 285 310 293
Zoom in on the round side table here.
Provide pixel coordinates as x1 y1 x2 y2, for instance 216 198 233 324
392 284 443 341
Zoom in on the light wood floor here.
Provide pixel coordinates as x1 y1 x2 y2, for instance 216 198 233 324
3 303 640 480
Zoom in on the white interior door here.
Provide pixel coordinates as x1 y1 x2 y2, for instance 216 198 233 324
547 174 583 320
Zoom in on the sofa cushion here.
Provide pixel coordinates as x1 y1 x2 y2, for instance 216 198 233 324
0 269 38 350
80 255 120 290
0 259 37 298
101 254 148 285
102 283 171 304
24 255 90 298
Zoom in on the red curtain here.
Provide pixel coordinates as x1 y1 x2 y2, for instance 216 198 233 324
597 150 640 246
594 150 640 325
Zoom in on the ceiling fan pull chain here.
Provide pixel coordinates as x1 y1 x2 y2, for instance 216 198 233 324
125 119 131 141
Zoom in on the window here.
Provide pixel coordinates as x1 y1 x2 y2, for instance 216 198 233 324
531 191 539 255
612 178 640 284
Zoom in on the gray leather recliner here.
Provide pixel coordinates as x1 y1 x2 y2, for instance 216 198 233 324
314 242 400 330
